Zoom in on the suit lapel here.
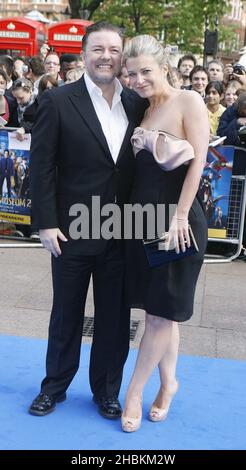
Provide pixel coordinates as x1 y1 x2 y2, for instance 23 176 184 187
116 89 135 164
68 76 114 164
68 77 137 166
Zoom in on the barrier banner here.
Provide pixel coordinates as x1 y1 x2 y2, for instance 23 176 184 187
200 145 234 239
0 129 31 225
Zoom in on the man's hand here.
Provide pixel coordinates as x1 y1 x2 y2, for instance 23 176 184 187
232 72 246 89
223 63 234 83
39 228 68 257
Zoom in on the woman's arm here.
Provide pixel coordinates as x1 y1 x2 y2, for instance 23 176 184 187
168 91 209 253
177 91 209 218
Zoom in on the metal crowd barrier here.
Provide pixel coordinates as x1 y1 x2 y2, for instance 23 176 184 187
0 126 40 248
1 144 246 264
0 230 42 248
204 146 246 263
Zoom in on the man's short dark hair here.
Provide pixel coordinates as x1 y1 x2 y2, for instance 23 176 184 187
82 21 124 51
207 59 224 70
177 53 197 69
190 65 209 81
28 56 45 77
60 54 79 65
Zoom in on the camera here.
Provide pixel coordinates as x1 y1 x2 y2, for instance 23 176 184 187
233 63 245 75
22 65 28 74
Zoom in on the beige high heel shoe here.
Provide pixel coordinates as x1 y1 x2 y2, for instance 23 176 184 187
121 413 142 433
149 380 179 422
121 399 142 433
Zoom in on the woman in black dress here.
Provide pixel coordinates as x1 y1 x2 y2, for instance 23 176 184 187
121 35 209 432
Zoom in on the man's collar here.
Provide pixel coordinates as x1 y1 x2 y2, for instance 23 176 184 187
84 72 123 98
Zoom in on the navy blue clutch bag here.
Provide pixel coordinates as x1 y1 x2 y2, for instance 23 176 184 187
142 225 199 268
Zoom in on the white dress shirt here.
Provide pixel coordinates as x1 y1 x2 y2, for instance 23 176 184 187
84 72 129 163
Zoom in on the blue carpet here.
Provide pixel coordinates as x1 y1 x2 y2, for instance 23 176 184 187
0 334 245 450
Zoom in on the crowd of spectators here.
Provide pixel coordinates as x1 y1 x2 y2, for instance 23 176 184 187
0 49 85 238
0 45 246 251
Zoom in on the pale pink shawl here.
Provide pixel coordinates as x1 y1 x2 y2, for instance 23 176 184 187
131 127 195 171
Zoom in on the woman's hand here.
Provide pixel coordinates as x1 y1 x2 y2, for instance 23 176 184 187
165 216 190 254
15 127 25 141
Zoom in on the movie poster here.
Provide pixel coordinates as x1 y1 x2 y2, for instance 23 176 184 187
0 129 31 225
200 145 234 239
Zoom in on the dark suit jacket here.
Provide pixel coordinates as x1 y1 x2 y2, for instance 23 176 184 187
217 104 240 146
2 95 18 128
0 156 14 176
30 75 146 254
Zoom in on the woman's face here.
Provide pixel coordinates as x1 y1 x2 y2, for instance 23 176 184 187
12 88 32 106
0 75 7 92
206 87 222 106
126 54 165 98
119 66 130 88
170 72 183 89
224 87 237 107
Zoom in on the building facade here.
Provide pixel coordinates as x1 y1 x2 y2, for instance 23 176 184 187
222 0 246 49
0 0 70 22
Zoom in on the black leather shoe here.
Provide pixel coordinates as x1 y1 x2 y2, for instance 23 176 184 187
29 392 66 416
93 395 122 419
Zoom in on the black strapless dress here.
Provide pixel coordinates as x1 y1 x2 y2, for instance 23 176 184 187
125 144 207 322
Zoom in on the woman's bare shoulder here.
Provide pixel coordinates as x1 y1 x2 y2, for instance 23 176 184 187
179 89 205 106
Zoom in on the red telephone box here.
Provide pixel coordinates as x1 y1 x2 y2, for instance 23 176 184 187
48 19 93 56
0 17 46 57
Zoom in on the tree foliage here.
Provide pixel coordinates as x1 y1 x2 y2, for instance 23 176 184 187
68 0 103 20
68 0 239 54
92 1 166 36
163 0 231 53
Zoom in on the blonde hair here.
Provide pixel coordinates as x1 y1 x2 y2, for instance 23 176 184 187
66 67 84 83
123 35 168 68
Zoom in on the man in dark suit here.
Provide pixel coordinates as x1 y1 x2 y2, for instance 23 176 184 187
0 150 14 198
29 21 145 418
